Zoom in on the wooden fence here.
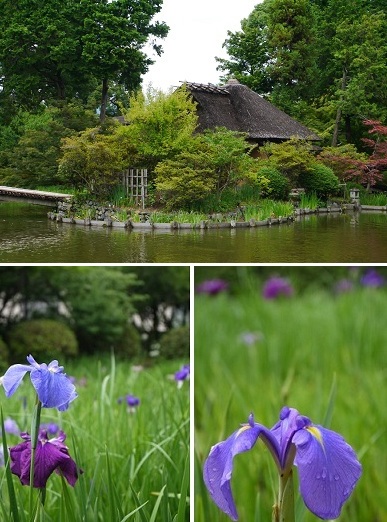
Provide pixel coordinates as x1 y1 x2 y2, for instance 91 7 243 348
121 168 148 209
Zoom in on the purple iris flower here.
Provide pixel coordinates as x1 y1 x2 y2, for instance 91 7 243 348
196 279 229 295
360 269 384 288
126 394 140 408
1 355 77 411
262 276 294 299
175 364 190 389
10 429 80 488
203 406 362 520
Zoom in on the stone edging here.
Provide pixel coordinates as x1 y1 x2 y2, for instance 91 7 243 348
47 203 387 231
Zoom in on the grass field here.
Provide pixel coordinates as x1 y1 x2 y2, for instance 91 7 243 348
1 356 189 522
194 270 386 522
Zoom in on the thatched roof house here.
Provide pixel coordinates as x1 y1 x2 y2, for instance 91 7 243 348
185 79 320 145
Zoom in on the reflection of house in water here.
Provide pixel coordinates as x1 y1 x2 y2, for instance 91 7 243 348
184 79 321 151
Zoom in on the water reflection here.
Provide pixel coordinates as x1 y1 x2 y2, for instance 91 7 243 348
1 202 387 263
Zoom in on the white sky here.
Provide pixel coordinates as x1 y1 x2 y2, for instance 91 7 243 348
143 0 261 92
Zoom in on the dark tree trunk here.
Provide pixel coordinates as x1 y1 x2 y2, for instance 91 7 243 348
100 78 109 122
331 66 347 147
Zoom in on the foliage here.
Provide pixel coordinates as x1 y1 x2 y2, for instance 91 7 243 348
243 200 294 221
127 266 190 350
0 336 9 371
6 319 78 363
117 86 199 170
159 325 190 359
261 138 316 185
195 266 387 521
218 0 387 146
258 165 290 199
112 323 142 359
1 356 189 520
298 163 339 199
155 145 216 210
155 127 258 210
81 0 169 120
58 122 124 196
317 144 368 181
0 104 99 188
345 120 387 189
58 267 139 355
0 0 168 120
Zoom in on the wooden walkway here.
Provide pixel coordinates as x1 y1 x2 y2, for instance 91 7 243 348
0 186 73 206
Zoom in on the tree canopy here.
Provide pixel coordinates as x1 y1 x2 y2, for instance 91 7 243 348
218 0 387 147
0 0 169 121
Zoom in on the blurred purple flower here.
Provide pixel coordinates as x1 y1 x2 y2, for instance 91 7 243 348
10 429 80 488
1 355 77 411
360 269 384 288
196 279 228 296
4 417 20 436
239 332 264 346
175 364 190 388
126 395 140 408
204 407 362 520
118 394 140 413
334 278 354 294
262 276 294 299
39 423 60 436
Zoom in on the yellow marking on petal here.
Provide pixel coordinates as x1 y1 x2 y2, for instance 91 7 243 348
306 426 324 448
236 425 251 437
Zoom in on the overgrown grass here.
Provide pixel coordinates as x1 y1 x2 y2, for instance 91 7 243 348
359 192 387 206
194 274 386 522
0 356 189 521
244 200 294 221
299 192 320 210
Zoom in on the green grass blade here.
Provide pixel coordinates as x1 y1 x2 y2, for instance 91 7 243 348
1 407 20 522
176 452 189 522
149 484 166 522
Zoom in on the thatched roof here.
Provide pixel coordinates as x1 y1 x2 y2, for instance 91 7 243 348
185 79 320 142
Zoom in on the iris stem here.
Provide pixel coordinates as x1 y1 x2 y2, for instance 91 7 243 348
29 398 42 520
272 468 295 522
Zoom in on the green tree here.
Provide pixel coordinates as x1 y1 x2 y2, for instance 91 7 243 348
117 86 199 170
128 266 190 350
0 103 98 188
217 0 317 108
0 0 94 111
155 128 258 210
0 0 168 120
81 0 169 121
58 121 125 196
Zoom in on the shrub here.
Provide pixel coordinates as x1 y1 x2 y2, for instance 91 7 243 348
7 319 78 363
0 336 9 371
298 163 339 199
159 326 190 359
113 324 142 359
258 165 290 200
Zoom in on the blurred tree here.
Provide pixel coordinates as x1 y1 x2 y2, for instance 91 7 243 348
128 266 190 350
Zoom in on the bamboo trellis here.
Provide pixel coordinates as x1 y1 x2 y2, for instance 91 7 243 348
121 168 148 209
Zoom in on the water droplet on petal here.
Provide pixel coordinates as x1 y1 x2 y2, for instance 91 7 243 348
316 473 321 479
321 468 327 479
334 474 340 481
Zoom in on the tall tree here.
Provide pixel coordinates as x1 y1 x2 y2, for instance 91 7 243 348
0 0 168 119
81 0 169 121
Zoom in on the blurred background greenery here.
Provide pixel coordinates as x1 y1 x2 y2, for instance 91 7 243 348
194 266 386 522
0 266 190 369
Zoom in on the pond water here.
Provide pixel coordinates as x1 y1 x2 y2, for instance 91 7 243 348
1 202 387 263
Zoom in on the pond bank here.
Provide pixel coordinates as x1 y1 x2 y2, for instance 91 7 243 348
47 203 387 231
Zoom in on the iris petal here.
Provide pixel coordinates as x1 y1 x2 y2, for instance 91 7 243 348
293 425 362 519
30 368 77 410
203 422 277 520
1 364 33 397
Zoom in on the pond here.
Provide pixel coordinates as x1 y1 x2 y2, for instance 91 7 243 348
1 202 387 263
